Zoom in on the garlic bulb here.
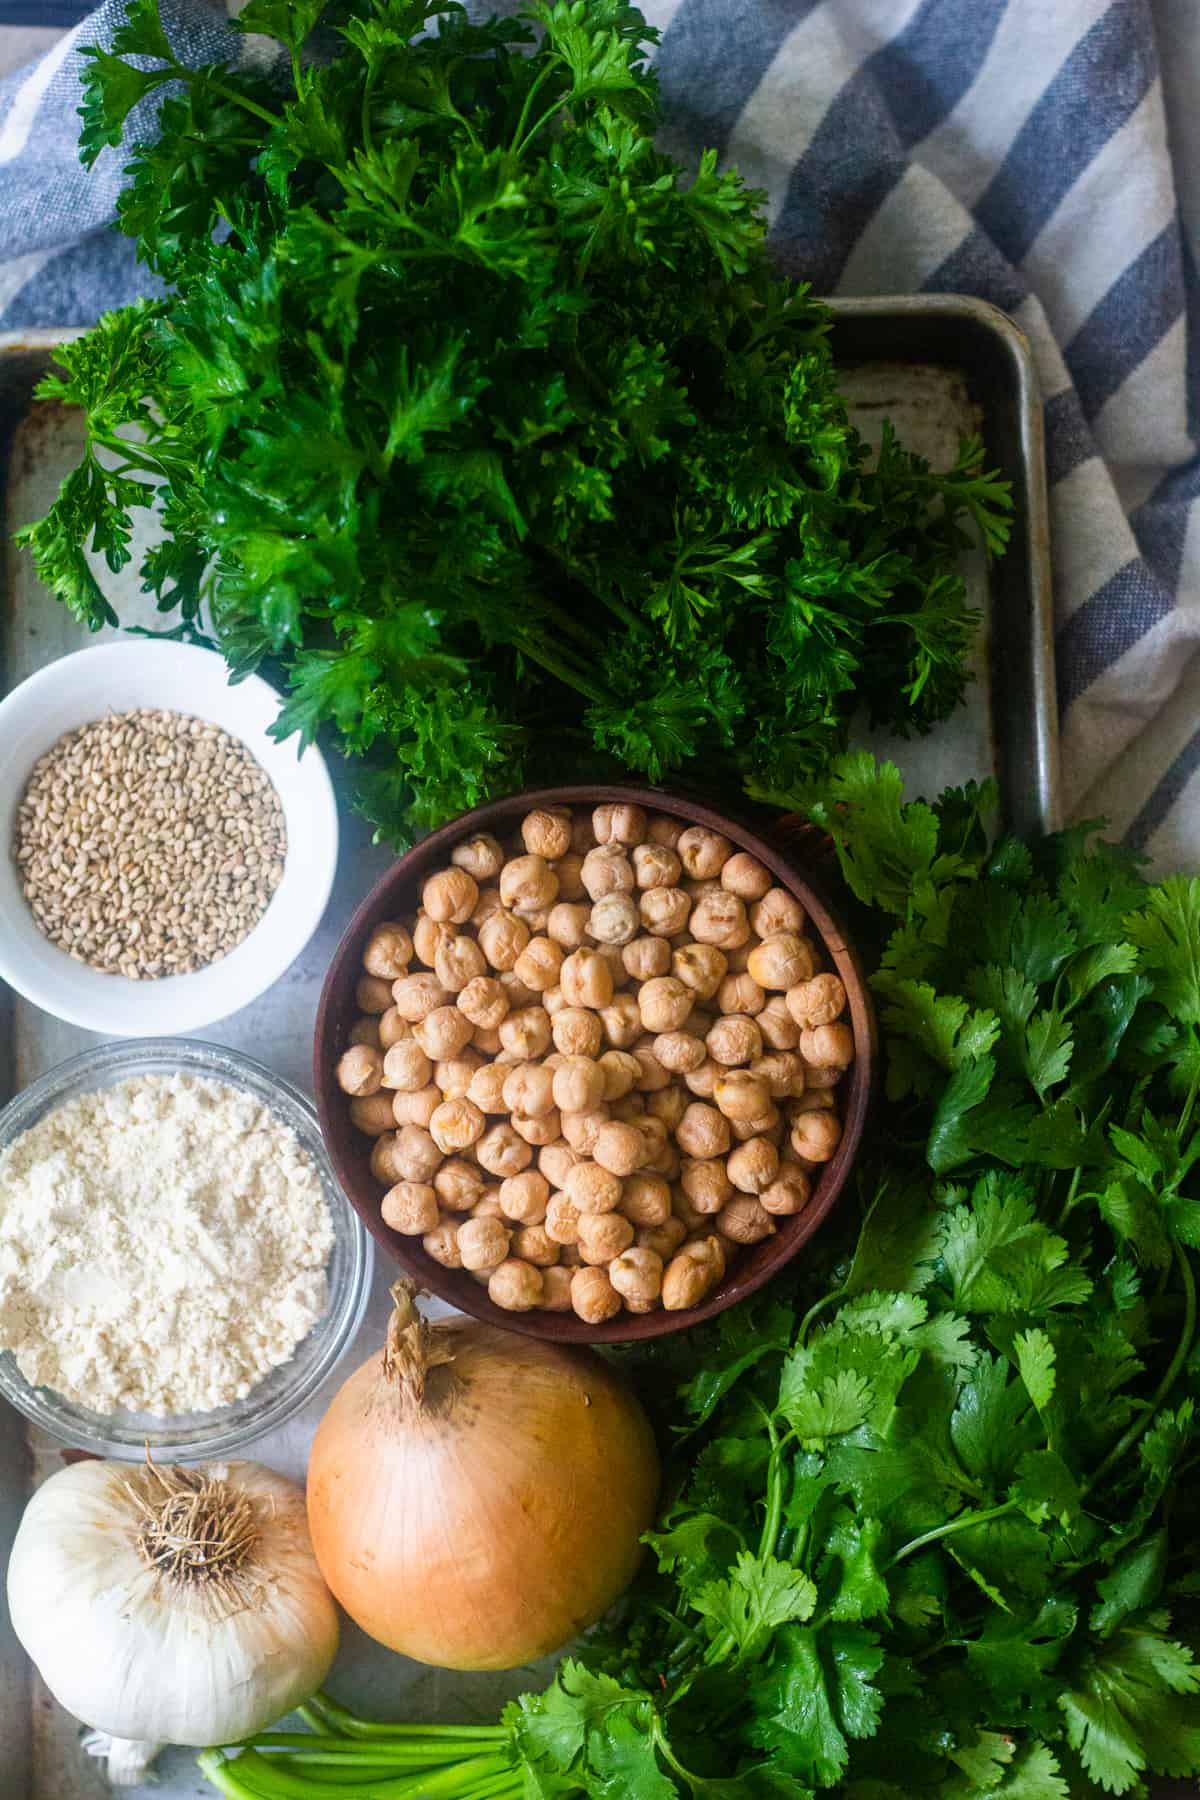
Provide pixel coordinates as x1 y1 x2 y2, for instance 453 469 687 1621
7 1457 338 1785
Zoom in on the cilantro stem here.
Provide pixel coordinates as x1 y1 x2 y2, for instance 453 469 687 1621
796 1286 846 1345
1084 1239 1197 1495
887 1498 1019 1568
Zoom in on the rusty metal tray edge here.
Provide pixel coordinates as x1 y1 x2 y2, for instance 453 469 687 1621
0 297 1059 1798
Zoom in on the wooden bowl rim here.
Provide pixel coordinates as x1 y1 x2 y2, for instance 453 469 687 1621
314 783 877 1344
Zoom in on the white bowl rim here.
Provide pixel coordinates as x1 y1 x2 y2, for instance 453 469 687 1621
0 640 339 1035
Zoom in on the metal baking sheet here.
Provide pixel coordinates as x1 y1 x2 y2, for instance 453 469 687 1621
0 297 1058 1799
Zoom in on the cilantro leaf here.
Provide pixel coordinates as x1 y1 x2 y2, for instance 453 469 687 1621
692 1552 818 1662
1125 876 1200 1021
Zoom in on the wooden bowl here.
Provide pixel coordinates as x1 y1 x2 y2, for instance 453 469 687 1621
314 785 876 1343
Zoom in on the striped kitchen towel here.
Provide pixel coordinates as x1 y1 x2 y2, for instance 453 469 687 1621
0 0 1197 871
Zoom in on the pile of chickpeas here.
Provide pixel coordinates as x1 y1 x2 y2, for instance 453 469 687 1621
335 804 853 1324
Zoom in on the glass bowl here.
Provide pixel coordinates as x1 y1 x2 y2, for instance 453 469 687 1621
0 1039 372 1460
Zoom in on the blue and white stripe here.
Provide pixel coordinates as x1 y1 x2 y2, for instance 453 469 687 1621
0 0 1197 870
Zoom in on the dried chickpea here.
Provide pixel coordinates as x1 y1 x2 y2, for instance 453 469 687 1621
561 1107 610 1154
429 1097 485 1154
690 890 749 949
565 1160 622 1214
471 888 505 928
488 1259 544 1310
393 1084 441 1128
500 854 559 914
653 1030 707 1074
727 1135 779 1195
436 1051 484 1099
392 972 452 1022
539 1140 580 1189
458 1215 511 1272
638 1215 686 1259
639 886 691 937
502 1062 556 1118
521 806 573 860
547 902 591 948
415 1006 475 1062
620 1172 672 1227
647 1084 688 1131
337 1043 383 1096
423 1220 462 1269
803 1063 843 1091
570 1266 621 1324
593 803 647 846
381 1181 439 1235
638 976 693 1033
355 974 395 1014
434 934 486 994
646 813 682 849
597 1048 641 1099
724 940 758 973
349 1016 383 1051
580 845 634 902
610 1092 646 1122
718 1196 776 1244
758 995 802 1050
423 868 478 925
545 1192 582 1244
799 1023 855 1069
586 893 636 947
476 1123 533 1178
452 832 504 881
790 1111 843 1162
677 826 731 878
542 988 567 1019
512 1224 560 1267
513 936 565 993
498 1006 552 1060
680 1157 733 1214
675 1102 731 1159
789 1088 836 1116
593 1120 645 1178
560 947 614 1009
570 813 597 854
632 1039 671 1093
751 887 806 937
750 1051 806 1099
598 992 641 1048
512 1109 561 1147
786 973 846 1028
554 853 587 902
499 1169 550 1224
552 1009 603 1060
731 1104 782 1143
684 1058 721 1099
672 942 727 999
683 876 722 903
381 1039 433 1093
499 970 541 1012
747 933 818 992
714 1069 770 1121
471 1191 506 1221
541 1265 575 1311
761 1165 813 1216
552 1055 605 1114
412 915 449 967
363 922 414 979
706 1014 763 1068
609 1246 663 1310
719 852 772 901
719 972 765 1016
578 1210 635 1265
435 1159 487 1211
457 975 509 1033
370 1132 405 1183
621 936 670 983
378 1006 411 1050
662 1236 726 1310
477 909 529 972
633 844 681 891
596 941 629 989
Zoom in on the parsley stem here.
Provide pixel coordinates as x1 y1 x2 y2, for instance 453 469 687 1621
1084 1239 1196 1495
509 61 558 154
887 1498 1019 1568
515 639 608 705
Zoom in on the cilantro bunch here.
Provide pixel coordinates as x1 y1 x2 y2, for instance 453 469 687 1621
499 760 1199 1798
20 0 1009 843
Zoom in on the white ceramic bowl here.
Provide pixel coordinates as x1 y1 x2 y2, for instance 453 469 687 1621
0 641 338 1034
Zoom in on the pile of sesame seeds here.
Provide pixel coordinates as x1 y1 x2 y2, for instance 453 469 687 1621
12 708 288 979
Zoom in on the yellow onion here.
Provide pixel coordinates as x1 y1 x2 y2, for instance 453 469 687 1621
307 1282 659 1669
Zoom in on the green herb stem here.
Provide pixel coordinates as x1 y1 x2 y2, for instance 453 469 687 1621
1084 1239 1197 1496
887 1498 1020 1569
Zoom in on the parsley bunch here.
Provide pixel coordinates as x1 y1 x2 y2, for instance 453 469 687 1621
20 0 1010 843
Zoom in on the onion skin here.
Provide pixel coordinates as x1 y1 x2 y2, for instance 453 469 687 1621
307 1301 659 1670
